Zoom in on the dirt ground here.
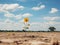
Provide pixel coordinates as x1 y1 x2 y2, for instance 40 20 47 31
0 32 60 45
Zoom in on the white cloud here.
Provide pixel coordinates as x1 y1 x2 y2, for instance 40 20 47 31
0 4 24 13
49 8 58 13
4 19 13 23
0 20 60 31
23 13 33 17
32 5 45 11
30 21 60 31
43 16 60 31
0 20 23 30
0 4 9 13
4 12 15 18
4 12 22 19
0 4 18 11
4 4 19 11
4 12 33 20
30 22 50 31
46 21 60 25
18 6 24 10
44 17 60 21
15 15 22 20
15 13 33 20
19 19 24 22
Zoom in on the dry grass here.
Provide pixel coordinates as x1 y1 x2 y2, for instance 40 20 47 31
0 32 60 45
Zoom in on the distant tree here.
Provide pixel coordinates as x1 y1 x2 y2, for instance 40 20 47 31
49 27 56 31
22 29 26 32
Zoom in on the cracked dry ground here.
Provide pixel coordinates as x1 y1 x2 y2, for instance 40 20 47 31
0 32 60 45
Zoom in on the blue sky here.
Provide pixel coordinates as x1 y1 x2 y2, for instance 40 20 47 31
0 0 60 31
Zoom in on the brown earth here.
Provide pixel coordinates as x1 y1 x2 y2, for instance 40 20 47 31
0 32 60 45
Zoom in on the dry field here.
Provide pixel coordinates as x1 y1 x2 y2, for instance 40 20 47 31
0 32 60 45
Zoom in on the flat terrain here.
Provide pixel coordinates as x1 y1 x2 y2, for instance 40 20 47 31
0 32 60 45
